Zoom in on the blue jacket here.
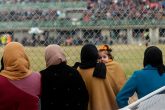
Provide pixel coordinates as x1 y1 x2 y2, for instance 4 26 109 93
116 65 165 108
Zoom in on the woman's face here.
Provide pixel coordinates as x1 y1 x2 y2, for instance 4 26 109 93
98 51 109 63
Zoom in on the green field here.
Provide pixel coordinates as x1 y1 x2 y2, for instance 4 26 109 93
1 44 165 78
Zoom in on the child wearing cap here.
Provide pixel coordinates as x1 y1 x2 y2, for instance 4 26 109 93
98 44 127 95
98 44 113 63
98 44 137 105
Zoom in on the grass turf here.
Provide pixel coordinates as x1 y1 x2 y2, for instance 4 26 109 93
1 44 165 78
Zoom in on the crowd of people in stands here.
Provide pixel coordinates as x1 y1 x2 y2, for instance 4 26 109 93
0 0 86 4
86 0 165 21
0 0 164 22
0 0 52 4
0 0 164 47
0 9 57 21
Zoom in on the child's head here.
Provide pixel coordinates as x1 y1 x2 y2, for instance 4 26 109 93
98 44 113 63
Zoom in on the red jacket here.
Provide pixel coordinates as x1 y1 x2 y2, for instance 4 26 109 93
0 76 39 110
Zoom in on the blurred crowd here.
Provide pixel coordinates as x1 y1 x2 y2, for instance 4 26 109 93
0 0 165 22
85 0 165 21
0 0 51 4
0 0 165 46
0 9 57 21
0 0 85 4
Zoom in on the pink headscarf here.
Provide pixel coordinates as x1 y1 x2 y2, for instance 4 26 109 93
45 44 66 67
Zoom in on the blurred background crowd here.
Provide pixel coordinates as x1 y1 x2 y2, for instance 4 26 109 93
0 0 165 46
0 0 165 21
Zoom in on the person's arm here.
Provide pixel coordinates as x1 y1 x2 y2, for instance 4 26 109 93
116 71 138 108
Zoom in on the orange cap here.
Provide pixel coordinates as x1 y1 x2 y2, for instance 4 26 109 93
98 44 111 51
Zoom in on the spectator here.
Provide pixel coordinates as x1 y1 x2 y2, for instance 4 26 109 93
73 36 83 45
65 36 73 46
0 42 41 110
83 12 91 22
0 0 164 22
6 34 12 44
1 34 7 45
144 30 150 46
116 46 165 108
98 44 127 95
97 44 139 105
40 44 89 110
74 44 118 110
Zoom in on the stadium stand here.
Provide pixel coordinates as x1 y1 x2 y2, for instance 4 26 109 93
0 0 165 46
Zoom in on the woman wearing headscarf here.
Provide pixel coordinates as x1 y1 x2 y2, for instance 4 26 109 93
0 42 41 110
116 46 165 108
40 44 89 110
74 44 118 110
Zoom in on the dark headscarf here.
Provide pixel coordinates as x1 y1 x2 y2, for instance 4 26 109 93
143 46 165 75
0 57 4 72
73 44 106 79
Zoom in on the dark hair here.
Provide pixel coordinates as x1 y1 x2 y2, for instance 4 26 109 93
143 46 165 75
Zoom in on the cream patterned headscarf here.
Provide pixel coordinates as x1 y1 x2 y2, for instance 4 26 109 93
45 44 66 67
0 42 31 80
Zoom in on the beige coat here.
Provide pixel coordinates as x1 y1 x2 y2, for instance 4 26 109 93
106 60 127 95
77 60 126 110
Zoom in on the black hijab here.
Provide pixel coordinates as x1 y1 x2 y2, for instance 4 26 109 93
0 57 4 72
143 46 165 75
73 44 106 79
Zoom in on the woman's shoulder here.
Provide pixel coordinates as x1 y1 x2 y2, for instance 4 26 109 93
131 69 147 78
30 72 41 79
40 64 79 76
41 63 75 71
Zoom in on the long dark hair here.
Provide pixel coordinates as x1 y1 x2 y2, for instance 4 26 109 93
143 46 165 75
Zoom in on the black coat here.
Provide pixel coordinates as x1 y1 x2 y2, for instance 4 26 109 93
40 63 89 110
